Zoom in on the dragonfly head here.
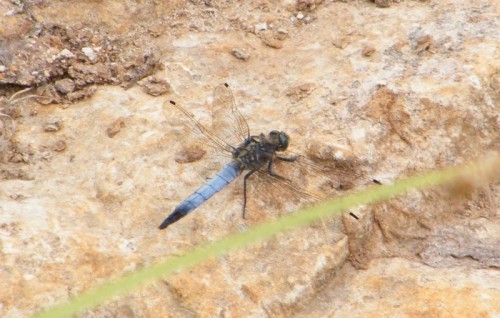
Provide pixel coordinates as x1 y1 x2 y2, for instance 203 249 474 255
269 130 289 151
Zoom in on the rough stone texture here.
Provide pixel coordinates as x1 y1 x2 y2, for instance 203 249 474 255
0 0 499 317
298 258 500 317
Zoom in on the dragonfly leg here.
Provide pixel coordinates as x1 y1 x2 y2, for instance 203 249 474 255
242 169 258 219
267 157 289 180
276 155 297 162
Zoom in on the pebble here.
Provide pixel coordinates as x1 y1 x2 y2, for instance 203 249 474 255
490 73 500 91
261 34 283 49
231 48 250 61
362 45 376 57
82 47 98 63
415 35 434 52
57 49 75 59
277 28 288 35
53 140 67 152
44 118 62 132
175 146 206 164
106 118 125 138
55 78 76 94
140 77 171 96
332 37 350 49
255 22 268 32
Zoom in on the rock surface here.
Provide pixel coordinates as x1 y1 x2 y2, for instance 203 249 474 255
0 0 499 317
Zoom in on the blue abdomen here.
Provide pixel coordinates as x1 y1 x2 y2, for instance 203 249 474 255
159 161 242 229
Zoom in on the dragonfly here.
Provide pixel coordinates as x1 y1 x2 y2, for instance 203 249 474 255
159 83 379 230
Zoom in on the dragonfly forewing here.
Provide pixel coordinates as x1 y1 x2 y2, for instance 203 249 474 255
164 83 251 154
211 83 250 146
164 100 234 153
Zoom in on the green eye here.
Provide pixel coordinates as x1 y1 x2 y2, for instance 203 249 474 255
279 132 289 150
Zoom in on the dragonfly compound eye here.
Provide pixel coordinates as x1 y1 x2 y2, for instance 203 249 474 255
278 132 289 151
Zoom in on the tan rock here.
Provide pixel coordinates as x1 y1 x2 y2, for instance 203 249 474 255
0 1 498 317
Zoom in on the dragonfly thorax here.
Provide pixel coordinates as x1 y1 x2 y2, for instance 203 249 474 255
232 131 289 171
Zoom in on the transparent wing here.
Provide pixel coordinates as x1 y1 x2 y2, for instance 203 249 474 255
243 153 380 219
211 83 250 147
277 150 380 191
164 100 235 154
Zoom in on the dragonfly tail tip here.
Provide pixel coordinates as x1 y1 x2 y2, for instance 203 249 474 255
158 207 190 230
158 223 168 230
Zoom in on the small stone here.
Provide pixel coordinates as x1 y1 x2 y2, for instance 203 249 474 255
44 118 62 132
286 83 316 103
255 22 268 32
139 77 171 97
9 153 25 163
175 145 206 164
261 36 283 49
296 12 305 20
82 47 98 63
490 73 500 91
66 86 97 101
415 35 434 52
0 65 6 72
275 29 289 41
297 0 324 11
91 35 103 45
106 118 125 138
36 85 61 105
39 151 52 161
9 193 26 201
57 49 75 59
362 45 376 57
231 48 250 61
148 25 164 37
54 78 75 94
277 28 288 35
52 140 67 152
44 124 59 132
